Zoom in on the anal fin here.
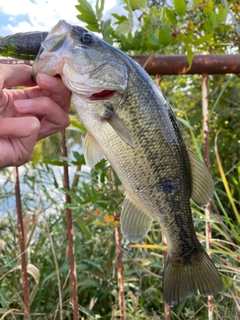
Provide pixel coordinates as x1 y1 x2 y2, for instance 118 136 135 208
121 196 153 243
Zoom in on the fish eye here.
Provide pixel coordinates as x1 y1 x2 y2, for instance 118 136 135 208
81 33 93 45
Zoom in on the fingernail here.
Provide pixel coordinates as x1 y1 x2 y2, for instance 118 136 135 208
14 99 32 109
37 73 58 85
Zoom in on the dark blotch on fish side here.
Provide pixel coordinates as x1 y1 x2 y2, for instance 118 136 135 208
157 180 175 194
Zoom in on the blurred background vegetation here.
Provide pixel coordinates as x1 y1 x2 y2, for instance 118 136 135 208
0 0 239 319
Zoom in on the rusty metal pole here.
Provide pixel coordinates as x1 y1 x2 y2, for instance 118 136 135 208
133 54 240 75
162 233 171 320
61 130 79 320
2 53 240 75
156 74 171 319
202 73 214 320
14 167 30 319
115 213 125 320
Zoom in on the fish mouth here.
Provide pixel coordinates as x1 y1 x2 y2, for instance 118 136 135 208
90 89 117 101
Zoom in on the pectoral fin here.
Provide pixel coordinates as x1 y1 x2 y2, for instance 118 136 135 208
83 132 105 168
188 149 214 206
121 196 153 242
101 108 135 149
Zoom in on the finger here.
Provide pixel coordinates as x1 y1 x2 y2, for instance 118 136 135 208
36 73 71 112
14 96 70 125
0 64 35 89
0 90 9 115
14 96 70 139
0 117 40 137
0 117 40 168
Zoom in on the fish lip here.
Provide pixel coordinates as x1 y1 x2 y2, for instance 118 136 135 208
89 90 117 101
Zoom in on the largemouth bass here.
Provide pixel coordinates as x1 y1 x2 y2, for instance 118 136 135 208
32 20 222 306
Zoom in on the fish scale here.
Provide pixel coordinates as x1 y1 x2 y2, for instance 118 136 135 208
73 65 208 280
32 20 222 306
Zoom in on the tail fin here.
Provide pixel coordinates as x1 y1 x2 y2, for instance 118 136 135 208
162 248 223 306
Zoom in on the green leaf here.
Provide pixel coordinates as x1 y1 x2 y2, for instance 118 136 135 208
146 33 160 50
174 0 187 15
76 0 100 32
29 283 40 305
79 279 101 291
129 0 146 11
204 19 212 33
75 218 92 240
95 0 105 21
158 28 171 46
101 19 113 44
217 5 228 24
112 14 128 24
132 31 142 50
194 32 213 47
82 259 104 272
180 32 192 45
165 8 178 25
76 14 100 32
76 13 98 25
62 188 83 203
203 0 213 15
186 45 194 68
70 119 86 132
210 11 218 29
72 151 85 165
177 117 193 129
115 20 133 36
125 0 134 22
86 24 101 32
76 0 95 17
43 159 69 166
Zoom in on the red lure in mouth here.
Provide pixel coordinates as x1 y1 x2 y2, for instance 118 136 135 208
91 90 116 100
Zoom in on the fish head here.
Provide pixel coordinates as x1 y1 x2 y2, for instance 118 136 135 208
32 20 128 100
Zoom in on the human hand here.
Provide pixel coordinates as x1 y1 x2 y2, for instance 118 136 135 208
0 64 71 168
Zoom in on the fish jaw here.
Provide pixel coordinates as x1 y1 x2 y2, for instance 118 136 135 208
32 20 128 98
32 20 70 81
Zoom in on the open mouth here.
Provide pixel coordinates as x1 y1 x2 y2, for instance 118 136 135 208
90 90 116 100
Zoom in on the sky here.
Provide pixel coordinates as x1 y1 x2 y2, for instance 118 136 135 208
0 0 120 37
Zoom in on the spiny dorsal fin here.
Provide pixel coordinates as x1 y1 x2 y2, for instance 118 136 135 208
83 132 105 168
163 247 223 306
188 149 214 206
101 108 135 149
121 195 153 243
